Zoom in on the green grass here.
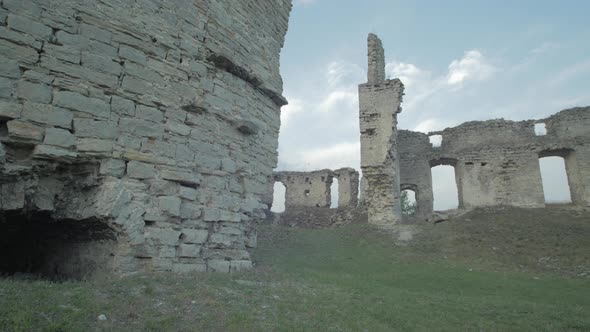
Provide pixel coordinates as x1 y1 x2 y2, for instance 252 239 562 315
1 207 589 331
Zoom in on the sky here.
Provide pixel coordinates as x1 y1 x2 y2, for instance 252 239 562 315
273 0 590 211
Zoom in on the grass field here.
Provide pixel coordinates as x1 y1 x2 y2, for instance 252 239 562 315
1 207 589 331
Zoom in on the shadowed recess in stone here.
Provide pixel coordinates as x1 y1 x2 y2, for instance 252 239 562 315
0 211 117 280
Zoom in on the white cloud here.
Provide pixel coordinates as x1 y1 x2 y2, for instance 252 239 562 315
386 62 431 88
318 90 358 112
280 97 303 127
447 50 495 86
326 61 365 88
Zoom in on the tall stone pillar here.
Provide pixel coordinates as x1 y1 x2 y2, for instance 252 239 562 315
359 34 404 225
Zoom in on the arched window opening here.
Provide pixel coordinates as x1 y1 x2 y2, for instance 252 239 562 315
539 156 572 203
431 165 459 210
330 178 339 209
401 189 417 216
271 182 286 213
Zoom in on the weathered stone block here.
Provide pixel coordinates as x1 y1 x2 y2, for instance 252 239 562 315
179 186 198 200
22 70 52 84
179 244 201 258
43 44 81 64
0 38 39 63
22 102 73 128
119 45 147 64
81 52 122 75
117 134 141 150
175 144 194 162
0 100 22 119
111 96 135 116
2 0 42 18
146 228 181 246
221 158 237 173
166 120 191 136
99 158 126 176
77 138 113 153
127 160 156 179
0 77 14 98
209 233 235 248
16 81 52 103
150 180 179 196
80 23 112 44
121 75 152 94
73 118 118 138
7 119 44 141
180 202 202 219
119 118 164 138
33 144 78 160
0 58 20 78
136 105 163 123
141 139 175 158
161 169 202 186
181 229 209 244
165 109 187 122
53 91 110 119
124 62 161 83
7 14 52 40
159 196 181 216
43 127 75 148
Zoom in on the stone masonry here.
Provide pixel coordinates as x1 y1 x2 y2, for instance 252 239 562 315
398 107 590 220
0 0 292 278
359 34 404 226
269 168 366 228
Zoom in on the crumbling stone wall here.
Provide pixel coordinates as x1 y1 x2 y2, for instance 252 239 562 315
359 34 404 226
270 168 365 227
0 0 291 277
398 107 590 218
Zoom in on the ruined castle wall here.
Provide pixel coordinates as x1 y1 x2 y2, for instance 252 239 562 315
271 168 364 227
398 107 590 214
398 130 433 219
359 34 404 225
275 170 333 209
0 0 291 276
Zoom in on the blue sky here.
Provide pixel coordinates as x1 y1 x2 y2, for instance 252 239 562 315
273 0 590 210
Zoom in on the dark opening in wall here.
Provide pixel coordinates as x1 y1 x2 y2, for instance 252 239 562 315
0 211 117 280
270 181 286 213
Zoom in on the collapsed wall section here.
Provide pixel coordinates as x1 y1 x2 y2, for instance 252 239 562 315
0 0 292 277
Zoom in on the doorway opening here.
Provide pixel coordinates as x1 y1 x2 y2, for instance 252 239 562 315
330 177 339 208
271 182 287 213
538 156 572 204
430 161 459 211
